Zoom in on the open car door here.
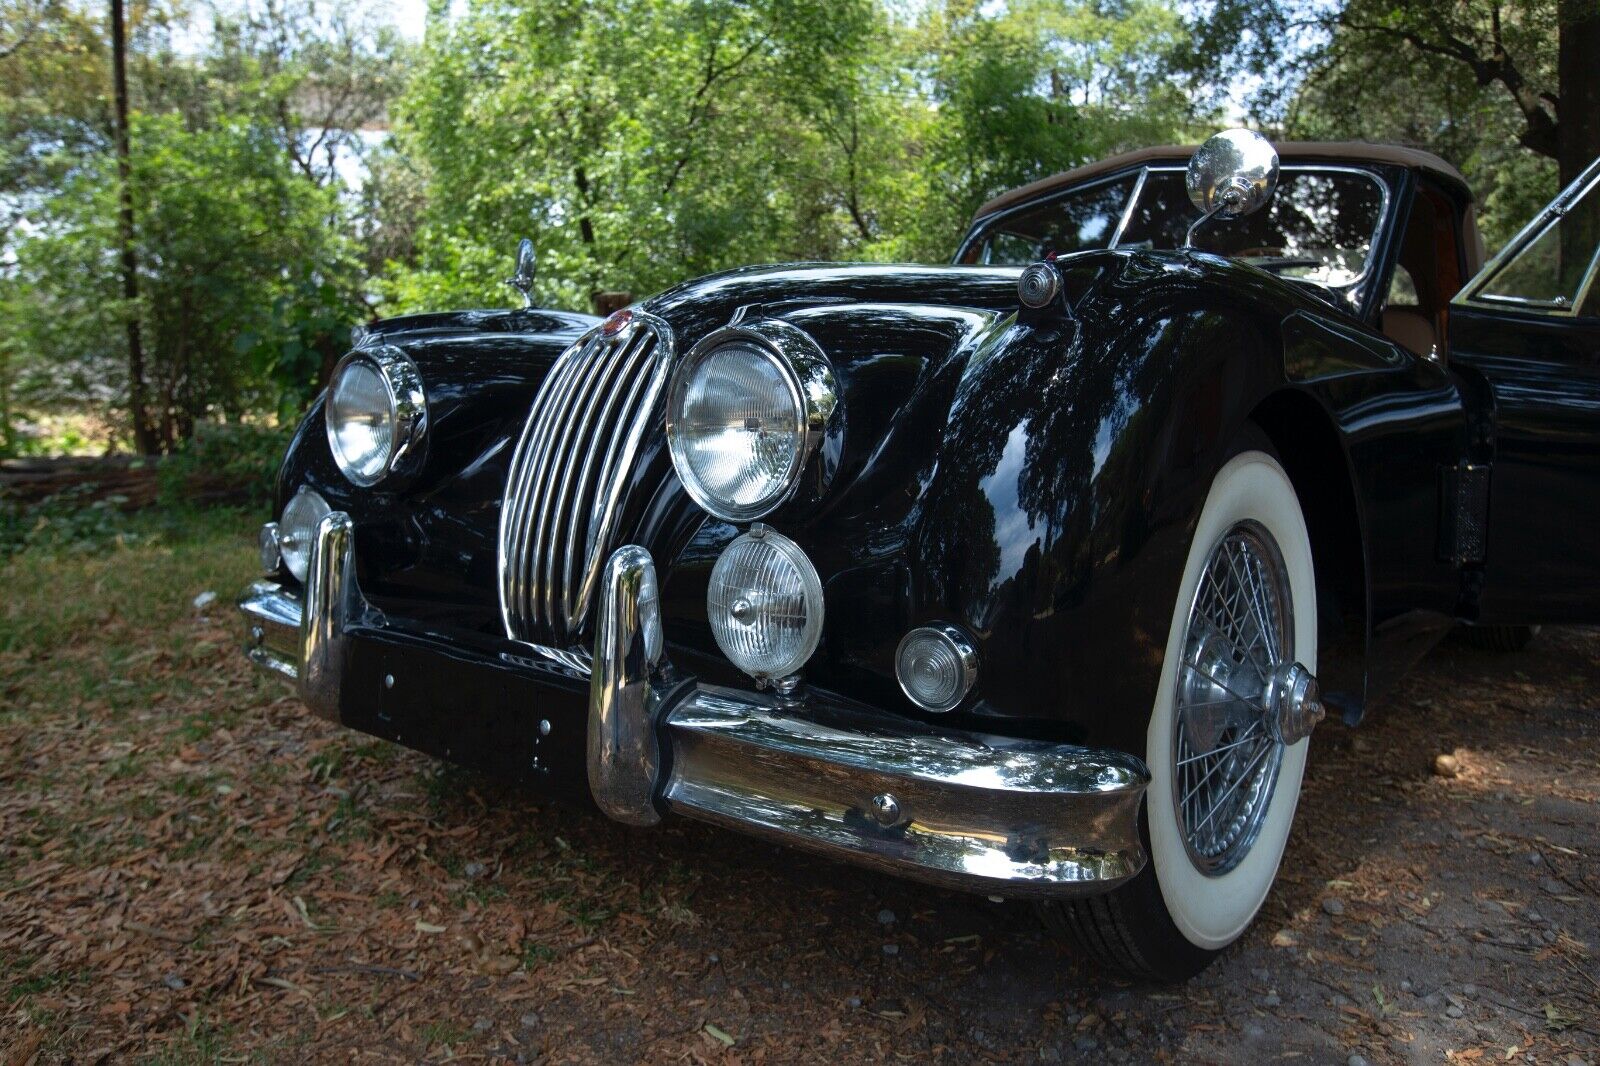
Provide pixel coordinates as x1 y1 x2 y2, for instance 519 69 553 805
1449 156 1600 623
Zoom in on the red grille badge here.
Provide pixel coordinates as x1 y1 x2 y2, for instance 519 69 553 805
600 309 634 337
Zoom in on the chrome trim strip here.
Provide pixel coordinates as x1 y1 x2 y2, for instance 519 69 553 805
512 333 593 624
587 545 664 825
570 331 670 627
548 329 647 628
521 334 594 624
1108 165 1148 249
660 685 1151 898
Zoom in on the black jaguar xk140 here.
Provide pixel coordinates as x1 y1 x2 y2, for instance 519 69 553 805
239 129 1600 980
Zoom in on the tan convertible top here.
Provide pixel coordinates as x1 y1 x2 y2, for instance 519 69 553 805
973 141 1474 221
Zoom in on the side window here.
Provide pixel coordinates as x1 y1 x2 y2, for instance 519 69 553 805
1386 264 1419 307
1471 168 1600 316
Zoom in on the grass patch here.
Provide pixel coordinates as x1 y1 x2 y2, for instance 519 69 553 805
0 505 260 656
418 1021 471 1047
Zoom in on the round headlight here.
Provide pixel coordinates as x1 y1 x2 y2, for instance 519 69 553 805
707 527 824 681
279 487 332 583
896 624 979 713
667 321 836 523
326 346 426 487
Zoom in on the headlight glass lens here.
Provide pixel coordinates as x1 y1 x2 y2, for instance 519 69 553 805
668 341 805 521
279 487 332 583
707 529 823 680
327 358 397 486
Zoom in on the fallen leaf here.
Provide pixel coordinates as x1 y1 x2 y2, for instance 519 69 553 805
6 1030 44 1066
1543 1002 1578 1031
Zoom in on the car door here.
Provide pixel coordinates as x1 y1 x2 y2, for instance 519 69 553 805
1449 156 1600 623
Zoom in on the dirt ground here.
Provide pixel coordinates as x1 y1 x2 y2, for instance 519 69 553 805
2 530 1597 1063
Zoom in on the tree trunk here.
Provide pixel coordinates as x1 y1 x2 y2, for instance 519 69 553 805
110 0 158 455
0 361 13 458
1557 0 1600 304
1557 0 1600 191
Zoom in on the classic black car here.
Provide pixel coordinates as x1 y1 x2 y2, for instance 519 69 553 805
240 130 1600 980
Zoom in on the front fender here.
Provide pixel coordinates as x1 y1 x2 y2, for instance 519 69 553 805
906 253 1296 753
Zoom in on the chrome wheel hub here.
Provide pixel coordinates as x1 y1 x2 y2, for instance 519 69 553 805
1172 521 1322 876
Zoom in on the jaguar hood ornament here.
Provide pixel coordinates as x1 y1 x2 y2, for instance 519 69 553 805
507 237 537 308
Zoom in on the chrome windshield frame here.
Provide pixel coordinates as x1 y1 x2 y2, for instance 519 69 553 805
1454 156 1600 319
958 162 1395 308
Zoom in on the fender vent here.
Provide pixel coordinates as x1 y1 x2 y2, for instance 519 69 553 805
497 312 674 646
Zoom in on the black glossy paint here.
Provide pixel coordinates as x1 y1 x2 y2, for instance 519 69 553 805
1450 304 1600 622
271 159 1597 778
277 307 595 628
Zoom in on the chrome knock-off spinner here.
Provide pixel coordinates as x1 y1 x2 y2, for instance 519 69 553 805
1173 520 1323 876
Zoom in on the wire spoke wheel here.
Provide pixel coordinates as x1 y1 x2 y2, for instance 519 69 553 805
1173 520 1292 875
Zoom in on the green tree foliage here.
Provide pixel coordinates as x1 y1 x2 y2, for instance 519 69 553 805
1 0 407 453
1182 0 1598 247
9 112 359 436
378 0 1199 313
1 0 1206 451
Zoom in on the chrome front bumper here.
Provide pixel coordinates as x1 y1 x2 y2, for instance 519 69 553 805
240 515 1151 898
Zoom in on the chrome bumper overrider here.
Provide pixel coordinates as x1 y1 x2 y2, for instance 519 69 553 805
239 511 370 720
240 517 1151 897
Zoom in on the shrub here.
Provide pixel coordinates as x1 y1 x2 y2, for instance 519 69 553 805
157 422 292 512
0 485 142 560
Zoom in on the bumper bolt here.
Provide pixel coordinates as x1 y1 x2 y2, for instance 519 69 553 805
870 792 902 827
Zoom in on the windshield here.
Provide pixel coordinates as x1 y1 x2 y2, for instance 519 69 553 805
964 166 1388 293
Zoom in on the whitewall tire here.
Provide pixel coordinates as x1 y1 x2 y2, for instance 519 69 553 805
1045 440 1320 980
1146 449 1316 949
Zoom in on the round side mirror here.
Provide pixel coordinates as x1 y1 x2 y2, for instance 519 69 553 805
1186 129 1280 220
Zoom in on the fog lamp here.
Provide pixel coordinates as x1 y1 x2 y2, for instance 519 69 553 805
279 487 332 583
707 526 823 681
895 624 978 713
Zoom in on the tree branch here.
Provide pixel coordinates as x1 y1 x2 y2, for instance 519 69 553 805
1338 11 1560 159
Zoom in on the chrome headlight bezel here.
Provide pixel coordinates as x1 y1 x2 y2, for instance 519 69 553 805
325 345 428 487
665 319 838 523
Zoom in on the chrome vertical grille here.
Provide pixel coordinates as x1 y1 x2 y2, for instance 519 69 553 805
498 312 674 646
